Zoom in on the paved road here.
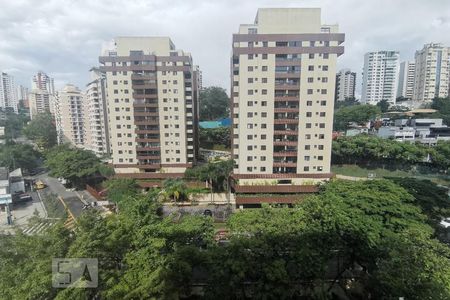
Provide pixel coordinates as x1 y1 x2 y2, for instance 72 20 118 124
32 173 87 218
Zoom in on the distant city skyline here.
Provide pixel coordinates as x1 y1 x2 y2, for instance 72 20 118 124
1 0 450 96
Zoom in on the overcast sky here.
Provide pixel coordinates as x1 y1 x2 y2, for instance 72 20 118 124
1 0 450 96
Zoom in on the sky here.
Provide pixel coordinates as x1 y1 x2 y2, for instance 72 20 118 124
1 0 450 97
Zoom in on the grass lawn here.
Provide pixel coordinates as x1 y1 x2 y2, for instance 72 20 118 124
332 164 450 187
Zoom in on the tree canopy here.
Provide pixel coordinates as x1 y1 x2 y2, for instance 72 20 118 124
23 112 57 150
334 104 381 131
0 142 41 172
1 179 449 299
185 159 233 192
45 145 102 187
199 126 230 150
199 86 229 121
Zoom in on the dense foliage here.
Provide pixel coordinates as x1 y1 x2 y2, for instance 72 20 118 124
431 97 450 125
199 86 229 121
332 134 450 171
199 126 230 150
185 159 233 192
334 104 381 131
45 145 103 187
0 111 29 140
0 142 41 172
1 179 449 299
23 112 57 150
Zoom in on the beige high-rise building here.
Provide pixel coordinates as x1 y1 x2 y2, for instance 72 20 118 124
99 37 199 179
85 68 110 156
29 71 56 119
54 84 87 147
413 43 450 102
231 8 344 206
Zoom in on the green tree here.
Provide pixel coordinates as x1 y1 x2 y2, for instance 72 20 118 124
0 143 41 172
161 178 188 202
185 159 233 192
0 111 29 140
199 126 230 150
376 99 390 112
103 178 139 204
199 86 229 121
23 112 57 150
334 104 381 131
45 145 102 188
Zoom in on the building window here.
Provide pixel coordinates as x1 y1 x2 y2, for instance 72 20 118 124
304 156 310 161
248 90 254 95
247 135 253 140
248 54 254 60
248 78 253 83
247 167 252 172
306 123 312 128
247 112 253 117
322 66 329 71
261 101 267 106
321 89 327 94
304 166 309 171
261 145 266 150
320 100 326 106
320 112 326 117
319 134 325 139
309 53 314 59
318 166 323 171
248 66 253 72
308 65 314 71
262 78 267 83
261 112 267 117
262 54 268 59
305 134 311 140
308 77 314 83
306 112 312 117
262 89 267 95
305 145 310 150
261 134 266 140
319 123 325 128
323 53 329 59
318 156 323 161
262 66 268 71
247 101 253 106
260 167 266 172
307 101 312 106
261 123 267 129
307 89 313 95
318 145 324 150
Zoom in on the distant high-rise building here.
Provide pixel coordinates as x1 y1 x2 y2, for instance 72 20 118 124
335 69 356 101
397 61 415 100
0 72 18 113
361 51 399 105
231 8 344 206
54 84 87 147
17 85 29 109
85 68 110 156
32 71 55 94
413 43 450 102
99 37 199 178
29 71 56 119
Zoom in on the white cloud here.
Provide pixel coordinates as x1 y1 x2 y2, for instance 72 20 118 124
0 0 449 93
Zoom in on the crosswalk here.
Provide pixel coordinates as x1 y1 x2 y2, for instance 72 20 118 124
22 221 56 235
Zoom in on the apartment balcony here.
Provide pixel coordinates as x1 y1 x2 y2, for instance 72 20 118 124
275 84 300 90
133 111 159 117
273 151 298 157
274 107 299 113
136 164 161 169
136 138 160 143
133 102 158 108
131 74 156 80
134 119 159 125
136 146 160 151
273 141 298 146
274 96 299 101
132 84 157 89
132 93 158 99
275 72 300 78
273 130 298 136
135 129 160 134
274 119 299 125
136 155 161 160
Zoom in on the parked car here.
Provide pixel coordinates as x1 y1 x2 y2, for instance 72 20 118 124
34 180 46 190
13 193 33 204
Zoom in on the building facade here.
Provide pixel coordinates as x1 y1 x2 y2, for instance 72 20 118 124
29 71 56 119
397 61 415 100
17 85 29 110
413 43 450 102
361 51 399 105
99 37 199 178
54 84 87 147
231 8 344 205
85 68 110 156
0 72 18 113
335 68 356 101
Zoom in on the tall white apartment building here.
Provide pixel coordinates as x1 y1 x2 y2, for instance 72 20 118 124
0 72 18 113
231 8 344 206
54 84 87 147
397 61 415 100
335 68 356 101
29 71 56 119
361 51 399 105
413 43 450 102
99 37 200 179
85 68 110 156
